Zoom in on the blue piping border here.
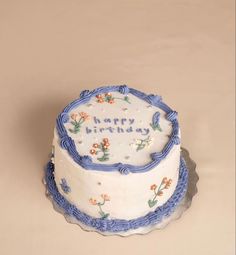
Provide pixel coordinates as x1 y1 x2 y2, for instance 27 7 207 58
56 85 180 174
45 157 188 233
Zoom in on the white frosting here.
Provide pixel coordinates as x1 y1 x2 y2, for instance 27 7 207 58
64 92 172 165
53 91 181 220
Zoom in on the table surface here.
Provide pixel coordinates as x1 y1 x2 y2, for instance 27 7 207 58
0 1 235 255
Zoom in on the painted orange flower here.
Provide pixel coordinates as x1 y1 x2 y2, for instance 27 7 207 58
162 177 168 184
103 138 109 143
90 138 110 162
164 179 172 189
71 113 78 121
96 94 102 99
93 143 99 148
157 190 163 196
150 184 157 190
89 198 97 205
101 194 110 201
79 112 89 120
103 143 110 149
90 149 96 155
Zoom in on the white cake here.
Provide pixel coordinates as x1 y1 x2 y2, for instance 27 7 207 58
46 85 188 235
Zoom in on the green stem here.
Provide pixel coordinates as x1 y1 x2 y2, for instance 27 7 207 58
97 198 106 214
152 183 165 202
113 97 131 104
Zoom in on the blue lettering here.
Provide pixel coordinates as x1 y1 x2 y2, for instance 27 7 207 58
86 127 92 134
129 119 135 125
93 117 101 124
114 118 119 125
117 127 124 133
126 127 133 133
142 128 150 136
121 118 127 125
104 118 111 123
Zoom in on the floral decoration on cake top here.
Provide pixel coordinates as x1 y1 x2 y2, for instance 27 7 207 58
131 136 153 151
150 111 162 132
69 112 90 134
90 138 110 162
96 93 130 104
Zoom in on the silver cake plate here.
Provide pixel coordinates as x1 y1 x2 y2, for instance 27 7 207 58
44 147 198 236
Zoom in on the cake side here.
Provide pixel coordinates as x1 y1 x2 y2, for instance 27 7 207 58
53 130 180 219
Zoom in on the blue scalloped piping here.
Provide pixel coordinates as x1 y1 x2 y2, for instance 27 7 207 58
45 157 188 233
56 85 180 174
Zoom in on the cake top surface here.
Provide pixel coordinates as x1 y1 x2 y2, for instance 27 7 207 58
56 85 180 174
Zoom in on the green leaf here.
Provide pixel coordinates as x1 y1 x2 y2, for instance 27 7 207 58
102 213 109 219
157 124 162 132
148 199 157 208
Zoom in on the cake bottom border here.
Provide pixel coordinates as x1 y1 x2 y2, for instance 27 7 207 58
44 147 198 236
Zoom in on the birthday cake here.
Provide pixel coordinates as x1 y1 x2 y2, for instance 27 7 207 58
45 85 189 235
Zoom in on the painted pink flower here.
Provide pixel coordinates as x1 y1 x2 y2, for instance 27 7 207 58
79 112 89 120
89 198 97 205
101 194 110 201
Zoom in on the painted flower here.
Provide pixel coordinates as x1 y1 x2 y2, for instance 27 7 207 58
79 112 89 120
90 149 96 155
89 198 97 205
60 178 71 194
93 143 99 148
95 93 130 104
162 177 168 184
103 138 109 143
148 177 172 208
164 179 172 189
89 194 110 219
150 111 162 132
71 113 78 121
69 112 90 134
133 136 153 151
150 184 157 190
90 138 110 161
101 194 110 201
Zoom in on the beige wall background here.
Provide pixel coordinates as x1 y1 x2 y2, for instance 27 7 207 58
0 0 235 255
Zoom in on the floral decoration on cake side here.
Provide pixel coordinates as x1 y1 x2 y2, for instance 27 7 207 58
96 93 130 104
60 178 71 194
148 177 172 208
89 194 110 219
90 138 110 162
69 112 90 134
